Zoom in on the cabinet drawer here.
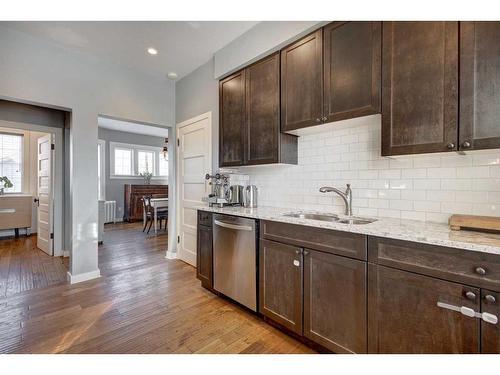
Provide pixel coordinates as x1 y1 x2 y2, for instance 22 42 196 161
368 236 500 291
261 220 366 260
197 211 212 227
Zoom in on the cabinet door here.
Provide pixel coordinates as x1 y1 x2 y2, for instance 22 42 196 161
303 249 367 353
460 22 500 151
323 21 381 123
245 52 280 165
381 22 458 156
368 264 480 353
281 29 323 132
219 70 245 167
481 289 500 353
196 225 213 289
259 239 303 334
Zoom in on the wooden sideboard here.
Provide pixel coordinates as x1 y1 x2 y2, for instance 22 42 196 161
123 184 168 222
0 194 32 236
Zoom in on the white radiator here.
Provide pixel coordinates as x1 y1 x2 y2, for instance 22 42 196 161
104 200 116 224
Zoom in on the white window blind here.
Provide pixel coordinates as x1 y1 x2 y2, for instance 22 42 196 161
0 133 23 193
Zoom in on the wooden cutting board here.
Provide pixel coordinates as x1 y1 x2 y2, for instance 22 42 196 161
449 214 500 232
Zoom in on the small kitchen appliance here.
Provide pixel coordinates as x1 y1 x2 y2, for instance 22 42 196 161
243 185 258 208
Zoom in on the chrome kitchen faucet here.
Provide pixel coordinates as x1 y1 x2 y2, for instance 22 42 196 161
319 184 353 216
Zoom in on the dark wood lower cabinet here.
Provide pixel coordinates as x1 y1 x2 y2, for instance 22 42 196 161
368 264 480 353
259 239 303 335
481 289 500 353
196 213 213 289
303 249 367 353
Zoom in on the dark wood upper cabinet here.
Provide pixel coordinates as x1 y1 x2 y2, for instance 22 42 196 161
460 22 500 151
246 53 297 165
259 239 303 335
323 21 381 123
303 249 367 353
219 70 245 167
281 29 323 132
219 54 297 167
481 289 500 353
381 22 459 156
368 264 480 353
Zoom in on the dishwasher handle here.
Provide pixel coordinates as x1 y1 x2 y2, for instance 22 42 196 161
214 219 253 231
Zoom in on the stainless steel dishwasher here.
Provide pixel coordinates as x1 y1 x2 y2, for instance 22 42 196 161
213 214 257 311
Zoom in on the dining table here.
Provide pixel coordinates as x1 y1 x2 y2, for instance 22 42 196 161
143 197 169 235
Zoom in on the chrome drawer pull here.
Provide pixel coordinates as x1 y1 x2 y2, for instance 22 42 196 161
437 302 498 325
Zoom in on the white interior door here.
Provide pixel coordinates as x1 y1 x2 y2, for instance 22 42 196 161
177 113 211 266
37 134 53 255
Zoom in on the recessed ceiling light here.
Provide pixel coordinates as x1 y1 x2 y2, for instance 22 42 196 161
167 72 178 80
147 47 158 55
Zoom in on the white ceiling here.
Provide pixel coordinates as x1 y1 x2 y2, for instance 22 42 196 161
98 117 168 138
2 21 259 80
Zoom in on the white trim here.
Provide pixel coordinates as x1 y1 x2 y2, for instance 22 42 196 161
165 250 177 259
67 268 101 284
176 111 212 263
109 175 168 180
63 250 70 257
97 139 106 200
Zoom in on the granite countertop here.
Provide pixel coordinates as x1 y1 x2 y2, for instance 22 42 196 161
196 205 500 256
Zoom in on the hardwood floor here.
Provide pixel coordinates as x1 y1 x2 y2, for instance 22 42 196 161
0 222 314 354
0 234 68 298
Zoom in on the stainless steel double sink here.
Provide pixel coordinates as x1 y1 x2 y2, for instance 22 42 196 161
282 211 377 225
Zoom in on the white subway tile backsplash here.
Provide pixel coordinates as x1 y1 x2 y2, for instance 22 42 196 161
231 116 500 223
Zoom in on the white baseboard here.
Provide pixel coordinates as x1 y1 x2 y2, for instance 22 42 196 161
114 217 123 223
63 250 70 257
165 250 177 259
67 269 101 284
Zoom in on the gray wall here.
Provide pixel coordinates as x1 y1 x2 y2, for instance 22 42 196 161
1 25 174 278
175 57 219 170
98 127 168 219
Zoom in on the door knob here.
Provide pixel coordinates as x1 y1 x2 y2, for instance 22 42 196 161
34 198 40 207
461 141 471 149
446 142 455 149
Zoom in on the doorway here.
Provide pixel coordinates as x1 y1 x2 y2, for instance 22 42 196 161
97 116 171 251
0 119 66 297
176 112 212 266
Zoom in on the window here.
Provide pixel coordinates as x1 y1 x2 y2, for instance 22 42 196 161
97 140 105 200
137 150 154 174
109 142 168 179
114 147 133 176
0 133 23 193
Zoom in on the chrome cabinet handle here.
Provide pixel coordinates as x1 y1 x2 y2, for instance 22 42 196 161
446 142 455 149
303 250 309 255
321 116 328 122
465 291 477 301
485 295 497 304
437 301 498 325
462 141 471 149
315 118 321 123
475 267 486 276
213 220 252 231
293 259 300 267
